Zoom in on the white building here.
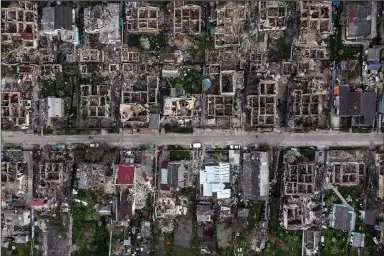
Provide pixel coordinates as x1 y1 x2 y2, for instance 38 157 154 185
200 163 231 199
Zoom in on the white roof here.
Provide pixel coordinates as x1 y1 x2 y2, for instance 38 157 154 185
200 163 231 198
47 97 64 118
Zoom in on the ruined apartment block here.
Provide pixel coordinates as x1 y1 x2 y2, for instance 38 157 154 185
258 1 287 32
39 161 64 193
1 92 32 127
284 164 317 195
39 64 62 78
215 3 245 48
247 80 277 127
1 161 27 198
328 162 363 186
80 49 104 62
283 203 311 230
301 47 329 60
125 5 159 33
1 2 38 48
290 78 328 129
121 49 140 62
300 1 333 37
16 65 38 75
207 95 234 120
80 85 111 119
173 2 201 34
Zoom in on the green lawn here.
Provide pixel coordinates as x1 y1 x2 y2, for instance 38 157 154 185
170 150 191 161
322 228 348 255
72 189 110 256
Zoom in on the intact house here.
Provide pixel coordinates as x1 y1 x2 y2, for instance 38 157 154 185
329 204 356 231
160 161 191 192
334 85 377 127
241 152 269 201
41 5 78 44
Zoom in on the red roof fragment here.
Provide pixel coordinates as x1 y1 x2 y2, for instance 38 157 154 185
31 198 44 208
118 164 135 185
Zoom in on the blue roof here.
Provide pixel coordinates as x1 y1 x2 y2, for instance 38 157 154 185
367 61 381 71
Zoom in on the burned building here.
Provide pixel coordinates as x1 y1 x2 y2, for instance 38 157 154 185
241 152 269 201
1 92 32 128
299 1 333 38
284 163 322 196
80 84 111 119
125 4 159 33
1 157 27 201
173 2 201 34
76 163 107 190
289 78 329 130
1 1 38 48
247 80 277 128
80 48 104 63
282 203 314 230
196 203 214 222
155 196 188 219
327 162 362 186
258 1 287 32
215 3 245 48
302 230 320 256
84 3 121 44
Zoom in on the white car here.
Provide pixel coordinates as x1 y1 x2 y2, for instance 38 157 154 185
90 143 100 148
190 143 201 149
230 145 240 149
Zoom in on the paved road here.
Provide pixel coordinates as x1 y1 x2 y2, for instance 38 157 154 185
2 131 383 148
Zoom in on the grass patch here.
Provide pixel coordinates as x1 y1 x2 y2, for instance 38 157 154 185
352 127 372 133
2 242 32 256
72 189 110 256
247 201 263 230
170 69 203 94
322 228 348 255
264 215 301 256
170 150 191 161
297 147 316 161
338 186 364 209
124 31 164 51
164 127 193 134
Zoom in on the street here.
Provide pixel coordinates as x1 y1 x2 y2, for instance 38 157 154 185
2 131 383 148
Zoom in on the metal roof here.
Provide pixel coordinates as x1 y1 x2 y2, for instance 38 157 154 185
200 163 231 198
118 164 135 185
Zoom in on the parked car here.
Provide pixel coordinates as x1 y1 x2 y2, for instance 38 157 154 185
90 143 100 148
190 143 201 149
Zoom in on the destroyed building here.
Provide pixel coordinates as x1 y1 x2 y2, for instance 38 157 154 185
80 84 111 120
258 1 287 32
1 1 38 48
1 153 27 201
299 1 333 38
125 3 159 33
160 161 191 191
241 151 269 200
38 161 64 194
289 78 329 129
196 203 214 222
1 92 32 128
120 50 159 127
284 163 320 196
163 96 196 118
173 2 201 34
76 163 107 190
84 3 121 44
215 3 245 48
155 196 188 219
282 203 314 230
247 80 277 128
199 163 231 199
302 230 320 256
